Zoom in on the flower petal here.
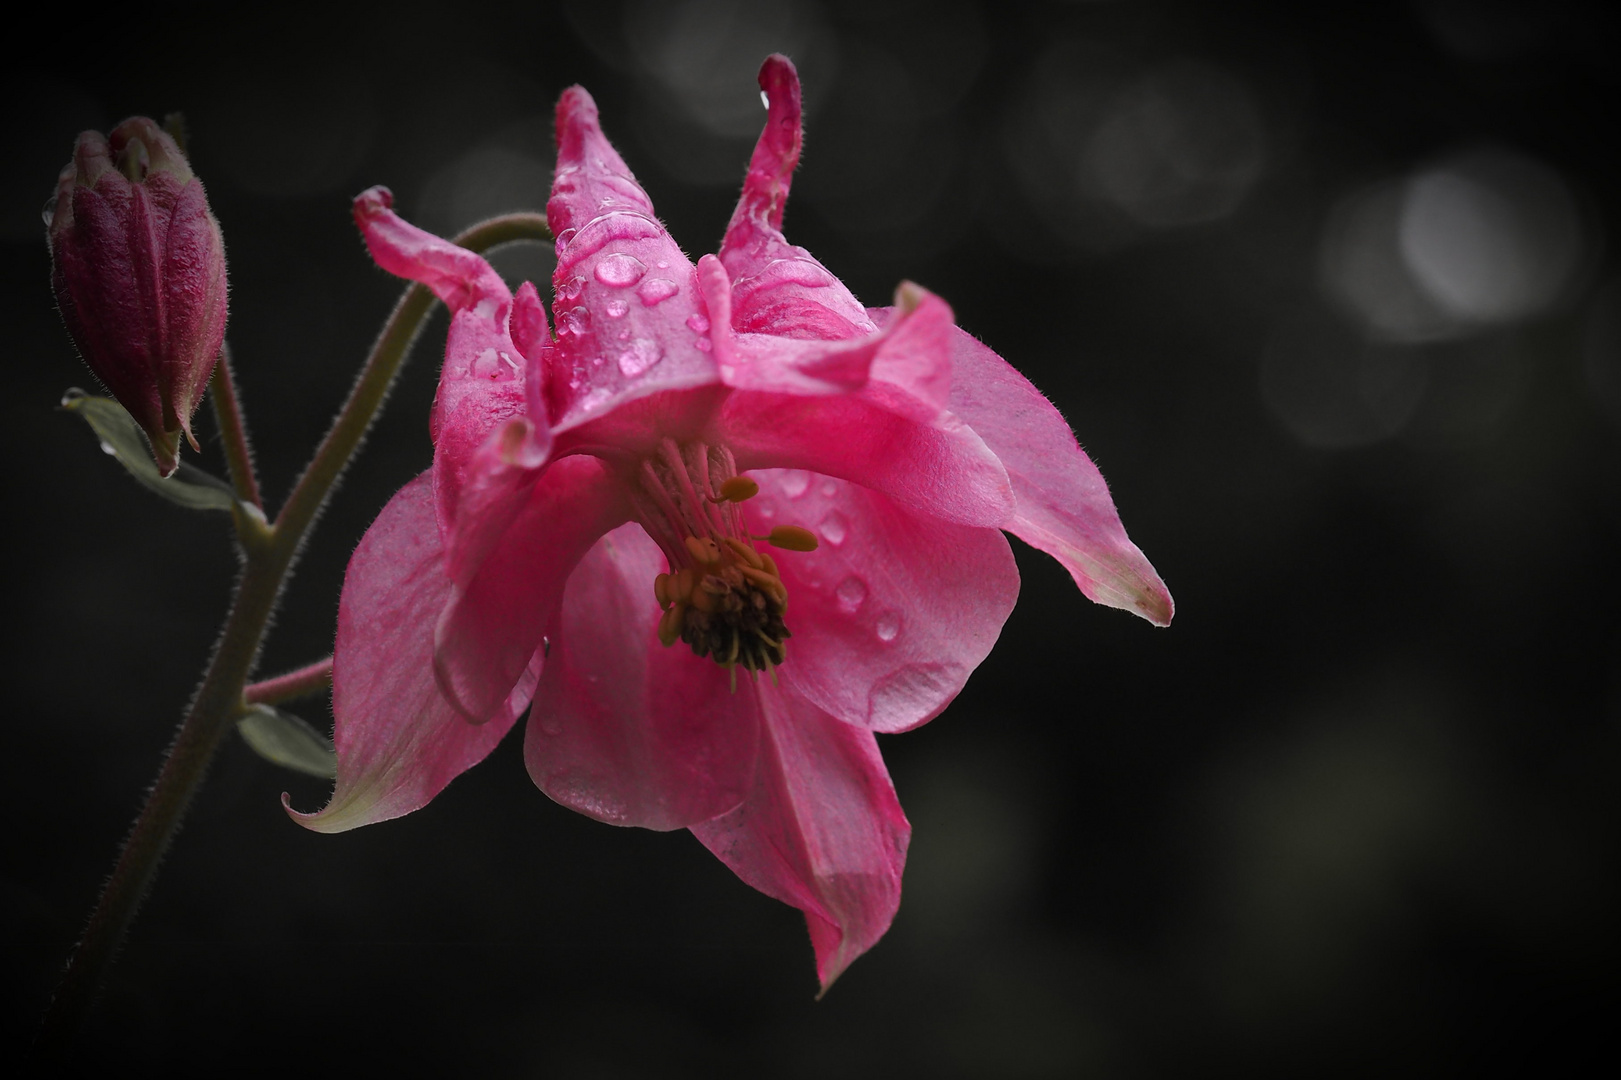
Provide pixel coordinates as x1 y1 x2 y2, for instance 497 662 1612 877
352 186 545 532
719 55 875 342
433 454 632 722
691 686 910 994
718 386 1013 528
524 524 760 831
545 87 720 438
286 473 519 833
883 310 1174 625
746 470 1018 733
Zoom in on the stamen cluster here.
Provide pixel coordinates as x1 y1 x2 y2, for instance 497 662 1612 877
631 439 818 689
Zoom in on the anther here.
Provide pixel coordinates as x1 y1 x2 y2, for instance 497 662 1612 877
764 525 819 552
684 535 722 565
716 476 759 502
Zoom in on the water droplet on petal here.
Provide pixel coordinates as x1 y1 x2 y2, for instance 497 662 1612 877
779 470 811 498
819 509 848 546
761 90 770 110
696 337 713 352
835 576 867 614
594 252 647 288
555 227 577 248
617 338 663 376
604 299 629 318
820 479 837 497
876 612 901 642
686 314 710 333
637 278 679 306
538 713 563 736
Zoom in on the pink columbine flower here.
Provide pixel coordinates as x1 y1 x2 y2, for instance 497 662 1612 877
49 117 228 477
289 56 1171 991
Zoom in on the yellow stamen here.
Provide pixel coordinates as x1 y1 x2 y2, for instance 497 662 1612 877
685 535 722 565
716 476 759 502
723 536 765 570
653 572 673 609
657 603 686 646
765 525 819 552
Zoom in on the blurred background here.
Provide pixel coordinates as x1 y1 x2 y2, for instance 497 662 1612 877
4 0 1616 1073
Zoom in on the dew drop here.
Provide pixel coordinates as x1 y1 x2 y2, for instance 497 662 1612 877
819 509 848 546
876 612 901 642
835 575 867 614
537 713 563 736
617 338 663 376
637 278 679 306
761 90 770 110
604 299 629 318
686 314 710 333
820 479 837 497
555 227 577 248
471 347 501 378
557 307 589 337
696 337 713 352
779 470 811 498
98 440 116 456
594 252 646 288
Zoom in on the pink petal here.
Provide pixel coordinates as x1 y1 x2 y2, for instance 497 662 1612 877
524 524 760 831
352 186 546 533
746 470 1018 734
286 473 520 833
544 87 720 438
883 310 1174 625
718 386 1013 528
718 55 875 342
691 686 910 994
433 454 632 722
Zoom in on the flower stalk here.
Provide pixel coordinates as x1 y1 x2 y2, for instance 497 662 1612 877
35 211 550 1057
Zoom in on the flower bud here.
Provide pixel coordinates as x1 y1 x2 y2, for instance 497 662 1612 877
48 117 228 477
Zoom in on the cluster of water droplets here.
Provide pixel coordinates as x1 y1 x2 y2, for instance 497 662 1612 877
765 469 904 645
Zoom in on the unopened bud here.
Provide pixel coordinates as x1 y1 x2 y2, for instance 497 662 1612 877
49 116 228 477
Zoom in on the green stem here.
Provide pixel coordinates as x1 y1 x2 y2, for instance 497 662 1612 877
35 211 550 1058
210 342 262 510
244 657 334 706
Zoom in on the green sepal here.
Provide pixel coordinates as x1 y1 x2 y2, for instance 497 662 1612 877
61 388 238 512
236 704 337 779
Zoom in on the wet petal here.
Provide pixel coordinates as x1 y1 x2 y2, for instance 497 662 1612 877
545 87 719 435
525 524 759 831
746 471 1018 733
719 386 1013 528
887 311 1173 625
286 473 519 833
434 454 632 722
691 686 909 994
719 55 874 341
352 186 544 531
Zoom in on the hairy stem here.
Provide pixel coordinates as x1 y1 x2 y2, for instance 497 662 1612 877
209 342 262 510
36 211 551 1058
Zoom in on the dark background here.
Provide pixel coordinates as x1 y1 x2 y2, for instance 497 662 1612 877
4 0 1617 1074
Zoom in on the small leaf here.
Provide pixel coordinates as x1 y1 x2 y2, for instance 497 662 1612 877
61 388 238 512
237 704 337 779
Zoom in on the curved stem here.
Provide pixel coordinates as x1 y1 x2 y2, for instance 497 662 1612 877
210 342 262 510
244 657 333 706
36 211 550 1058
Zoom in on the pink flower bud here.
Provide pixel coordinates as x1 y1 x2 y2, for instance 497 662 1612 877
49 117 228 477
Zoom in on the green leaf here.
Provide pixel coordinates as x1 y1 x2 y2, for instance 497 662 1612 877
60 388 238 512
237 704 337 779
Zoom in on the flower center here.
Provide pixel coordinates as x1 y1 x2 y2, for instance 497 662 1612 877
630 438 818 689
